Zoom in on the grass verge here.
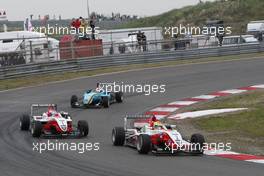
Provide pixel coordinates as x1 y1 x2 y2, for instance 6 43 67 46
1 52 264 91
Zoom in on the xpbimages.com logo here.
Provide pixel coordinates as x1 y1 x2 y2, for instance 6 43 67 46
164 142 232 154
32 24 100 38
164 24 232 37
97 82 166 96
32 140 100 154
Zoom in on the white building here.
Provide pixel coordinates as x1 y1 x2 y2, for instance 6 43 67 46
0 31 60 66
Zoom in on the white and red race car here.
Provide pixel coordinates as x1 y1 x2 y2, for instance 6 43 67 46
20 104 89 138
112 115 205 155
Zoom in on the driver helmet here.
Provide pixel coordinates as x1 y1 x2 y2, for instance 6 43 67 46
151 115 157 122
47 109 56 117
153 121 162 130
149 115 158 127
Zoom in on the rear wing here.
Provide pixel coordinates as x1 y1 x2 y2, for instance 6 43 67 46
30 104 57 116
124 115 152 130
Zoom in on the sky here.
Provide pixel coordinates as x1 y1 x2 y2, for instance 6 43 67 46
1 0 213 21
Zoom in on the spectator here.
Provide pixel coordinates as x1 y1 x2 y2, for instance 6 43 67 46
71 18 76 29
217 34 224 47
109 43 114 55
80 17 88 39
137 31 144 51
118 44 126 54
75 18 81 31
258 32 263 42
70 18 80 35
90 18 96 40
142 33 147 52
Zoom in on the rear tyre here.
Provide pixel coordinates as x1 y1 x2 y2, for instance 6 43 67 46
115 91 123 103
31 121 42 138
137 134 151 154
112 127 125 146
78 120 89 137
102 97 110 108
190 133 205 154
20 114 30 131
71 95 78 108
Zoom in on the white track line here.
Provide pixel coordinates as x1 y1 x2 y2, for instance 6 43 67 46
168 101 197 106
192 95 218 100
204 149 238 155
219 89 247 94
246 159 264 164
150 107 178 112
251 84 264 89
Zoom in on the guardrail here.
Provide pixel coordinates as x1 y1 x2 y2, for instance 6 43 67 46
0 43 263 80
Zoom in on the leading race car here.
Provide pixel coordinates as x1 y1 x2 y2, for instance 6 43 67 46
20 104 89 138
70 83 123 108
112 115 205 155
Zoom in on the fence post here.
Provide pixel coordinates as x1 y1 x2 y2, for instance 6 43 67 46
29 41 33 63
70 40 75 59
47 36 50 61
155 29 158 52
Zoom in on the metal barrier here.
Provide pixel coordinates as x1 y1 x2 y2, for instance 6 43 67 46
0 43 263 80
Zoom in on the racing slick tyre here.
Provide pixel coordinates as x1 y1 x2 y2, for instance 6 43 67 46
115 91 123 103
20 114 30 131
190 133 205 154
31 121 42 138
137 134 152 154
102 97 110 108
112 127 125 146
78 120 89 137
71 95 78 108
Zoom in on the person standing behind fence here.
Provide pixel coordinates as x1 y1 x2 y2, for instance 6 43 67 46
90 18 96 40
75 18 81 33
80 17 88 39
71 18 81 36
142 33 147 52
137 31 143 51
71 18 76 30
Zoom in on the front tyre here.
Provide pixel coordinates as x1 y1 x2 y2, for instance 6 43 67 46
78 120 89 137
137 134 151 154
115 91 123 103
20 114 30 131
31 121 42 138
190 133 205 154
112 127 125 146
71 95 78 108
102 97 110 108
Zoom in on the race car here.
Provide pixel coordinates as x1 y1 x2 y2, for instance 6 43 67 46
70 83 123 108
112 115 205 155
20 104 89 138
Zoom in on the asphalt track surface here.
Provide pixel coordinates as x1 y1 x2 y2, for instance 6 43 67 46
0 57 264 176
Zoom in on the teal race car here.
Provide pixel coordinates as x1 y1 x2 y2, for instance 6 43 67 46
70 87 123 108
